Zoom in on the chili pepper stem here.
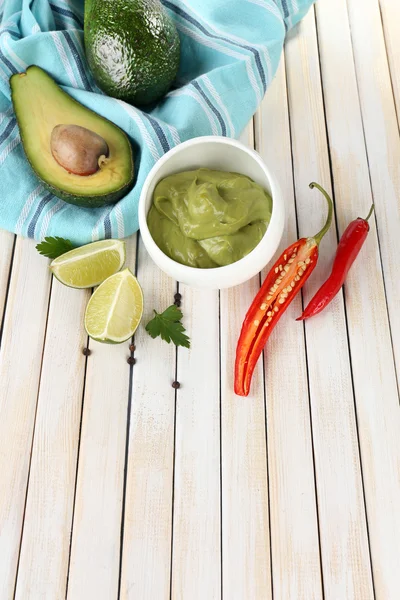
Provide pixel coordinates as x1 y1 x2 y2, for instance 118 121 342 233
364 203 375 221
309 182 334 245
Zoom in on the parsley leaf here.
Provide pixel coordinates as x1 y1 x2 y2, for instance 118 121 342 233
36 236 75 259
145 304 190 349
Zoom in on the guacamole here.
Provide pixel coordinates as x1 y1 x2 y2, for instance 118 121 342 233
147 168 272 268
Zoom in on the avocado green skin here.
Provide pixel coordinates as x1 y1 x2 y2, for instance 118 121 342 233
18 130 134 209
11 66 134 209
39 176 133 208
84 0 180 106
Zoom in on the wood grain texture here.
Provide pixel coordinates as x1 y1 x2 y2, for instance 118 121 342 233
286 9 374 599
14 280 89 600
255 60 323 600
119 237 176 600
347 0 400 384
220 123 272 600
3 5 400 598
0 231 14 329
379 0 400 123
0 239 51 599
170 286 221 600
339 0 400 596
66 239 137 600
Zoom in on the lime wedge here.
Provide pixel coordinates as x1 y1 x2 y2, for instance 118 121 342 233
84 268 143 343
50 239 126 288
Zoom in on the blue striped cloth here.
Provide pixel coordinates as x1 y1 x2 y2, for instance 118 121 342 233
0 0 313 244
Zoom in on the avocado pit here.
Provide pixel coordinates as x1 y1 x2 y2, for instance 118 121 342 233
50 124 109 176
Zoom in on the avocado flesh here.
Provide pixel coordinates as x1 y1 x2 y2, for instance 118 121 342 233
84 0 180 106
10 66 134 208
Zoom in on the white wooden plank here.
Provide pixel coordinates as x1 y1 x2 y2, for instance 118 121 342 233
170 285 221 600
220 122 272 600
67 238 136 600
14 280 89 600
334 0 400 596
285 9 375 599
0 231 14 327
255 59 323 600
379 0 400 123
120 237 176 600
347 0 400 383
0 238 51 599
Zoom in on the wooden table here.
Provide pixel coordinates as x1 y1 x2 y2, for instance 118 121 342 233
1 1 399 598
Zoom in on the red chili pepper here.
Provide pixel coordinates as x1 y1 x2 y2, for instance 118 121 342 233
297 204 374 322
234 182 333 397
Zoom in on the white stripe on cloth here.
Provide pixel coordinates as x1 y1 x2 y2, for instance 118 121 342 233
245 60 262 104
39 199 65 239
0 135 20 165
91 205 112 242
202 74 235 137
49 31 79 88
247 0 284 22
116 99 161 162
174 21 262 104
15 184 43 234
3 35 28 70
0 105 14 124
169 87 219 135
114 204 125 238
0 66 8 84
168 124 181 146
181 0 272 88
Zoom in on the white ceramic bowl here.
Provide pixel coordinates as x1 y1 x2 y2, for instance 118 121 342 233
138 136 284 289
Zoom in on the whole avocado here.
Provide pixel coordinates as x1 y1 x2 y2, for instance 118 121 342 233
84 0 180 106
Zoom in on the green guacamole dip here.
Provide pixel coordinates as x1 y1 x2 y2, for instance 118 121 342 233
147 168 272 268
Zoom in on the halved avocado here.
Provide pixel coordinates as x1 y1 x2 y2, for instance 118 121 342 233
10 66 134 208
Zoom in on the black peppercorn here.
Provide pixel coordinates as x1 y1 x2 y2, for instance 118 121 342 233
127 356 136 365
174 299 181 308
129 344 135 352
172 381 180 389
82 347 91 356
174 292 182 301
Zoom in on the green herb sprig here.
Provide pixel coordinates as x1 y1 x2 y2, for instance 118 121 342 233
36 236 75 259
145 305 190 349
